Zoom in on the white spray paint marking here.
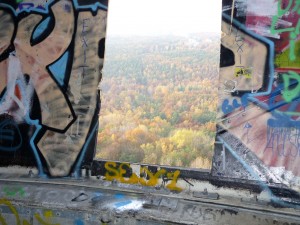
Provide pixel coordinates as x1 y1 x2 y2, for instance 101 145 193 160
247 25 280 39
246 0 278 16
0 52 34 121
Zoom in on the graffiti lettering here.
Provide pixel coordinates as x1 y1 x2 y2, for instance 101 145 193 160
0 199 60 225
282 71 300 103
265 125 300 157
268 80 300 118
219 0 300 182
81 18 90 66
271 0 300 61
104 162 183 191
37 9 107 176
221 94 249 114
0 0 108 176
165 170 182 191
234 67 252 79
180 205 217 222
235 29 244 64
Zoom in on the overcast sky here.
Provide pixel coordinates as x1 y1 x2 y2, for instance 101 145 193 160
106 0 222 36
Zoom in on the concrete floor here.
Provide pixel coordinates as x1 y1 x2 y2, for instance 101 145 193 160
0 175 300 225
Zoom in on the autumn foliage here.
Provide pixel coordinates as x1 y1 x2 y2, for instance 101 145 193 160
96 34 220 169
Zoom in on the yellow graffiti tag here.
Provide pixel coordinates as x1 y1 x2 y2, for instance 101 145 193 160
0 199 59 225
34 210 60 225
104 162 183 191
234 67 252 78
0 198 21 225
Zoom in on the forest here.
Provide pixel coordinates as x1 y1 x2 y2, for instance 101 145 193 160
96 34 220 169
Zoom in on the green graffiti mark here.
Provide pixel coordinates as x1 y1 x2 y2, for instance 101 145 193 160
292 0 300 13
16 0 23 3
271 0 293 33
278 0 293 17
271 0 300 61
289 19 300 61
2 186 25 198
283 71 300 103
275 40 300 68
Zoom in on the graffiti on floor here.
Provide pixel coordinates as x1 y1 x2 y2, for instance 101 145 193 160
0 198 57 225
1 186 25 198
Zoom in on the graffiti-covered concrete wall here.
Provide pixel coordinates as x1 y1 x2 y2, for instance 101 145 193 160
0 0 107 176
0 0 300 224
218 0 300 188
